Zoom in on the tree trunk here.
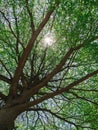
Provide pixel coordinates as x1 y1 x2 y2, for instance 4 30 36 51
0 108 19 130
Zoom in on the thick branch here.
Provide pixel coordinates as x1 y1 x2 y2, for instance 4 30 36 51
15 69 98 112
25 36 98 97
19 44 83 101
9 9 54 97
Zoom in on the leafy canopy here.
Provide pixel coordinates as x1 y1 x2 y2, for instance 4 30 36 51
0 0 98 129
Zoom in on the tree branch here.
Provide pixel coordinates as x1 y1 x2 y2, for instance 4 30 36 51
0 59 12 78
0 10 24 49
28 108 78 128
25 0 35 33
9 7 56 97
19 44 83 101
0 74 12 84
16 69 98 111
71 88 98 92
68 91 98 105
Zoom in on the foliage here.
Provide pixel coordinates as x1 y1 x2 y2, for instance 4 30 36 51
0 0 98 130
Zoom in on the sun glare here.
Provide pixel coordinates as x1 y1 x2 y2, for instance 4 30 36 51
43 33 55 47
44 37 53 46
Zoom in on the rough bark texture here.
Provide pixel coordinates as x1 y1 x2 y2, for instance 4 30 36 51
0 108 18 130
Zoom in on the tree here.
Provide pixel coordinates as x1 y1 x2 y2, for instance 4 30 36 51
0 0 98 129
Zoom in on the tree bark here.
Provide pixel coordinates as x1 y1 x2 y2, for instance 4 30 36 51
0 108 18 130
